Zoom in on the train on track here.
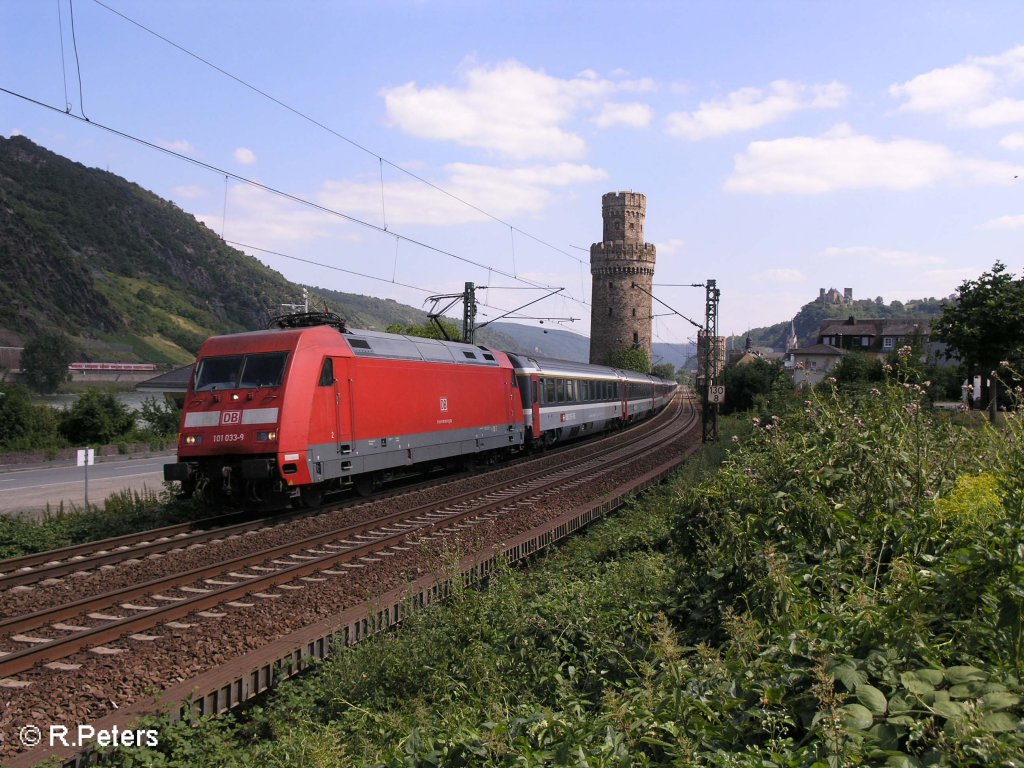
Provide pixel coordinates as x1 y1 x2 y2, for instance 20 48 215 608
164 313 677 509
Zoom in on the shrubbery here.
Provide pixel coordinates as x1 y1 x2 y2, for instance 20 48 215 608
669 373 1023 764
0 383 180 453
91 378 1024 767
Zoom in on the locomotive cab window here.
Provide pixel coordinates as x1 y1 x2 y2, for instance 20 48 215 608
195 352 289 391
195 355 243 391
240 352 289 388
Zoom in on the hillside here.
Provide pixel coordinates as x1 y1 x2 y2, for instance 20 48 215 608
735 295 947 351
0 135 303 363
0 137 572 366
0 134 694 374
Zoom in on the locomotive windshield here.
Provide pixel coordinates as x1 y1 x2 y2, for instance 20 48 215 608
195 352 289 391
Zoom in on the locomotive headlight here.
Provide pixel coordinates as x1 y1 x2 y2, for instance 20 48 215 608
183 434 202 445
256 430 278 442
231 392 240 401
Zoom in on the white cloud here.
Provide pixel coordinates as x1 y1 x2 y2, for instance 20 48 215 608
654 238 685 255
752 268 806 283
889 64 996 112
890 45 1024 127
1000 132 1024 150
172 185 208 199
823 246 942 267
726 124 1024 194
665 80 848 141
197 185 342 244
234 147 257 165
383 60 654 160
593 102 654 128
157 138 195 154
321 162 608 226
984 213 1024 229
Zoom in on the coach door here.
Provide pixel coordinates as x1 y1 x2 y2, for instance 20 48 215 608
530 375 541 436
315 357 345 453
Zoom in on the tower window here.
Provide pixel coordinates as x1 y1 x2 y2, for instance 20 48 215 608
633 331 639 344
632 308 636 317
608 282 612 290
608 307 613 317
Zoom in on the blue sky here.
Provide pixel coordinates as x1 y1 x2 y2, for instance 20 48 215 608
3 1 1023 349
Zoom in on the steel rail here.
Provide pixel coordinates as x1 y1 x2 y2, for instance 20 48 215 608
0 398 692 677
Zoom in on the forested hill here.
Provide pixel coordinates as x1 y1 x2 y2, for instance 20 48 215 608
0 135 304 363
0 136 592 367
737 295 948 351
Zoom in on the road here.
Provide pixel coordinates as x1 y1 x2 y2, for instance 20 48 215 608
0 452 174 518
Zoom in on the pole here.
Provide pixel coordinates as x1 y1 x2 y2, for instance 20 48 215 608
702 279 720 443
462 282 477 344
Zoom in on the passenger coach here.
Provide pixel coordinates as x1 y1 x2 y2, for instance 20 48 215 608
507 354 677 449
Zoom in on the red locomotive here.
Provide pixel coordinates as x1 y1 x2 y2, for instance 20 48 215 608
164 313 676 508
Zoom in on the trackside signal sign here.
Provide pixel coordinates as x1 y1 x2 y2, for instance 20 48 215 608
708 385 726 404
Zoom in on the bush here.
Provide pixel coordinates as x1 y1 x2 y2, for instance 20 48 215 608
59 388 136 444
138 396 181 436
667 375 1023 764
0 383 62 449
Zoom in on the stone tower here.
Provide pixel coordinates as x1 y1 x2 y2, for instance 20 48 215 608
589 191 657 365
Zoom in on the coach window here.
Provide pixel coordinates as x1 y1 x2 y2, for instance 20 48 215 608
319 358 335 386
555 379 565 403
545 378 556 405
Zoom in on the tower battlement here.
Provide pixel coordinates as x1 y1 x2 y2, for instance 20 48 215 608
589 191 658 366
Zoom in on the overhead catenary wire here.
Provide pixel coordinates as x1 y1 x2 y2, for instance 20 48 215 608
89 0 586 268
56 0 71 112
68 0 87 119
0 84 562 295
229 241 550 324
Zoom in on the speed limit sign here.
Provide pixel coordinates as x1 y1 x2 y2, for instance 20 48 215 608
708 385 726 404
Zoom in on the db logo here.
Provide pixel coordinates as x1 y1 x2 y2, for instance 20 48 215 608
439 397 448 412
222 411 242 425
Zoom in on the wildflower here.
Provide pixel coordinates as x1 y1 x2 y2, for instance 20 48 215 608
1001 360 1011 368
897 345 913 359
752 417 761 427
905 402 919 416
826 377 837 385
870 388 881 397
883 364 893 373
731 435 739 443
922 380 931 388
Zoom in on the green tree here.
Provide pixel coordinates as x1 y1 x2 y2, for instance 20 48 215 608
60 389 135 445
831 351 883 387
720 357 784 413
139 396 182 436
605 346 650 374
20 332 77 393
0 383 61 449
386 319 461 341
651 362 675 380
934 262 1024 421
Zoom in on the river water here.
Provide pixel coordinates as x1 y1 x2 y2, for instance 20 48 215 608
30 392 159 413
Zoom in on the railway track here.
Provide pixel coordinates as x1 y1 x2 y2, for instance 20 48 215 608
2 393 698 766
0 396 693 678
0 395 684 592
